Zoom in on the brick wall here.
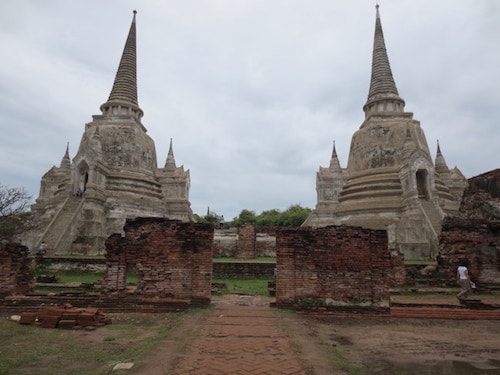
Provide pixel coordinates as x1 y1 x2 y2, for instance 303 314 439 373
437 169 500 287
213 226 276 257
0 243 34 296
102 218 213 303
235 223 256 259
437 216 500 286
275 226 399 308
213 262 276 278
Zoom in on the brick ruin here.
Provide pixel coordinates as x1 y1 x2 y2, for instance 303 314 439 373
235 223 256 259
0 243 34 296
5 167 498 311
275 225 404 309
102 218 213 304
18 305 110 329
212 225 276 258
437 169 500 287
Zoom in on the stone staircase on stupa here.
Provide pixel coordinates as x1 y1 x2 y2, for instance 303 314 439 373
419 199 444 236
38 197 85 254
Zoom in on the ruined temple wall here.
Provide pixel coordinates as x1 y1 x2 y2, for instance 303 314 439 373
103 218 213 301
437 216 500 286
0 243 34 296
213 226 276 258
275 226 401 308
437 169 500 287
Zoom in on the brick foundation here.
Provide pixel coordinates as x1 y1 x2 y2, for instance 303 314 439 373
102 218 213 303
275 226 401 309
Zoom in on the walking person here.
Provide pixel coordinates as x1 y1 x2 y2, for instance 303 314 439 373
456 259 473 300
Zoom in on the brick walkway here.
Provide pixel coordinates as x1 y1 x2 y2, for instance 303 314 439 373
170 296 307 375
134 294 500 374
166 295 329 375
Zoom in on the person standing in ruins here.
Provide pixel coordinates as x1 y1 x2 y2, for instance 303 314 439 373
36 241 47 256
456 259 473 300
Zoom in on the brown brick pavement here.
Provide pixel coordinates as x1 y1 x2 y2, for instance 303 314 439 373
139 295 337 375
170 296 312 375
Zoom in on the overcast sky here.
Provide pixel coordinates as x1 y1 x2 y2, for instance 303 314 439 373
1 1 499 220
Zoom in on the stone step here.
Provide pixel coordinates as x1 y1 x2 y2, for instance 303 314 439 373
41 198 84 253
420 199 443 234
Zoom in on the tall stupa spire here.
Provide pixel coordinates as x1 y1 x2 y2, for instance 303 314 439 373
363 4 405 117
100 11 144 121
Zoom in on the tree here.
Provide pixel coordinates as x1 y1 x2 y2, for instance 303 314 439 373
0 184 32 216
194 211 221 226
0 184 33 243
278 204 311 227
233 209 257 227
256 208 281 227
232 205 311 228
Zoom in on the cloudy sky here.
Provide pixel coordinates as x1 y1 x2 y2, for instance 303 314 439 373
1 1 499 221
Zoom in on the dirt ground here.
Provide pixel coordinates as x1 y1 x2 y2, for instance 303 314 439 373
125 294 500 374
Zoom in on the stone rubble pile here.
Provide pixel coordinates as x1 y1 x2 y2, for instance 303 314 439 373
17 304 111 329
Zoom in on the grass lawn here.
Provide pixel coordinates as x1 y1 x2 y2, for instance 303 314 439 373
212 277 271 296
0 311 198 375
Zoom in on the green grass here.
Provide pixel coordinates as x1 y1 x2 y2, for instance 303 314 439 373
40 271 138 285
54 271 103 284
0 311 195 375
213 256 276 263
212 277 271 296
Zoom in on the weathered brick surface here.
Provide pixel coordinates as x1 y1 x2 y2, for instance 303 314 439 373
437 216 499 286
391 307 500 320
19 305 110 329
235 223 256 259
437 170 500 287
275 226 400 308
213 262 275 278
169 300 308 375
102 218 213 302
0 243 34 296
214 226 277 257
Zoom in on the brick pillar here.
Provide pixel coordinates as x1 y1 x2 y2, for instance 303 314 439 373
102 234 127 293
236 223 256 259
0 243 34 296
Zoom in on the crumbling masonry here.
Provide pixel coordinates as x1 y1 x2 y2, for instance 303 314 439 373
102 218 213 304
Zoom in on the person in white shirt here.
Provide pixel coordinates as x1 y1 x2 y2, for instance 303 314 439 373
456 259 473 300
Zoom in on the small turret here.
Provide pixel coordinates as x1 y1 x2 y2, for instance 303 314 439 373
164 138 177 171
434 140 450 177
60 143 71 170
329 141 342 172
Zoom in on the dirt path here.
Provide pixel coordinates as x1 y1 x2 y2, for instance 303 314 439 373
131 294 500 375
132 295 337 375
